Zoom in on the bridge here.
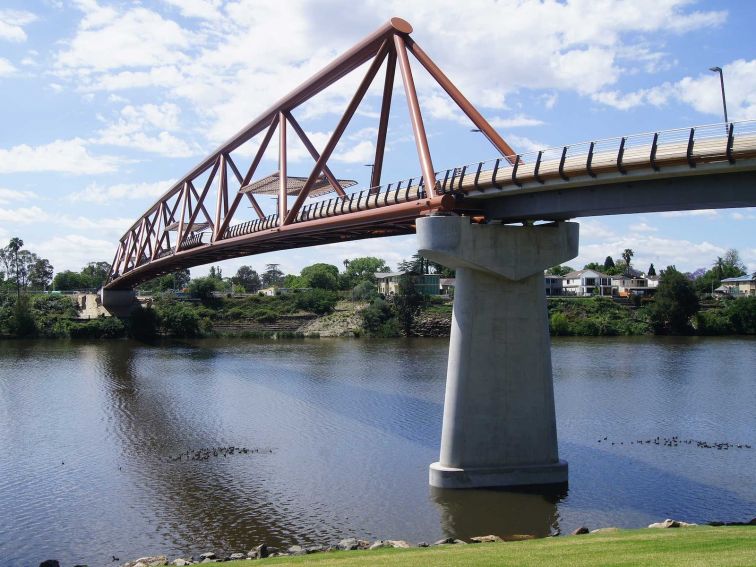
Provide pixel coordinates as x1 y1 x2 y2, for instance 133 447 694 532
103 18 756 490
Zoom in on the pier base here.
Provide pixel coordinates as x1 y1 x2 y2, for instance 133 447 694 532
417 216 578 488
100 288 137 316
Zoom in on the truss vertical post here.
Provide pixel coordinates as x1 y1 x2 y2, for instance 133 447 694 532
213 155 227 242
393 34 437 192
278 111 288 224
372 49 397 193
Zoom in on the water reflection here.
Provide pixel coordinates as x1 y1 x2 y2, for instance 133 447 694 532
431 486 565 539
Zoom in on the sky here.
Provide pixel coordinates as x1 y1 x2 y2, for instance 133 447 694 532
0 0 754 281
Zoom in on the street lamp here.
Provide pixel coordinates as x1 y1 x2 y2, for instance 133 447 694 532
709 66 729 126
364 163 375 187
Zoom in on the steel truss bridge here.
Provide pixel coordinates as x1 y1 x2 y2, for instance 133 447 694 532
105 18 756 290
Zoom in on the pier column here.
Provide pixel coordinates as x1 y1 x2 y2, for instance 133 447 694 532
417 216 578 488
100 288 137 316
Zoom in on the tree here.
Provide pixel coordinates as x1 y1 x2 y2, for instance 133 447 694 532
300 263 339 290
188 276 221 304
53 270 87 291
80 261 111 289
208 266 223 280
5 237 24 297
621 249 634 271
583 262 604 272
603 256 615 270
648 266 699 335
231 266 261 292
261 264 284 288
342 256 389 288
392 274 424 334
29 258 54 290
547 265 575 277
647 263 656 277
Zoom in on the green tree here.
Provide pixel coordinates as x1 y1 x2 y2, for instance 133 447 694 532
294 289 339 314
231 266 261 292
648 263 656 277
603 256 615 270
342 256 389 288
621 249 634 270
300 263 339 290
360 297 399 337
208 266 223 280
583 262 604 272
648 266 699 335
80 261 111 289
547 265 574 277
52 270 87 291
392 274 424 334
29 258 54 290
157 301 201 337
725 297 756 334
261 263 284 288
188 276 221 305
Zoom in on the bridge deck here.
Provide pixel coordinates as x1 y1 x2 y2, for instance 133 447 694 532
106 121 756 290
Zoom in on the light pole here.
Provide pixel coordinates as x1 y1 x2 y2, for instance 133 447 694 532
709 66 729 126
364 163 375 187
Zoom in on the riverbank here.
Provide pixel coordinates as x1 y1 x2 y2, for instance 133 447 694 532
112 525 756 567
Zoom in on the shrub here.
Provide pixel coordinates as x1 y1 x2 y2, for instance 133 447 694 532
550 312 570 336
696 310 735 335
129 305 159 340
294 289 339 315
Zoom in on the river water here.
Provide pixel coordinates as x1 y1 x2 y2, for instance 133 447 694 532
0 336 754 565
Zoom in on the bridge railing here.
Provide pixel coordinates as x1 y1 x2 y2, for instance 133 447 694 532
432 120 756 194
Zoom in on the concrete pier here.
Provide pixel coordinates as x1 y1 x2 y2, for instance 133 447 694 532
417 216 579 488
100 288 137 316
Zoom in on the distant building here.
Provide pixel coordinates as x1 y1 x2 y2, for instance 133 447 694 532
720 275 756 297
375 272 441 296
562 269 612 296
611 274 655 297
544 275 564 296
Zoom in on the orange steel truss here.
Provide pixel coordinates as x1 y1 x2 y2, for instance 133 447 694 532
106 18 514 289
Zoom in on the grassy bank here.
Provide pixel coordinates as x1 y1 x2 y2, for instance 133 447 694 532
219 527 754 567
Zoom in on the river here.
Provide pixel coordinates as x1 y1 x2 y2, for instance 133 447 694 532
0 336 754 565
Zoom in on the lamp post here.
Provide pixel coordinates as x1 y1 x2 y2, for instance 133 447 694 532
364 163 375 188
709 66 729 126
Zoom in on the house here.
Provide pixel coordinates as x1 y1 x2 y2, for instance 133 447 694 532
562 269 612 296
720 275 756 297
544 275 564 296
375 272 441 296
439 278 456 296
611 274 655 297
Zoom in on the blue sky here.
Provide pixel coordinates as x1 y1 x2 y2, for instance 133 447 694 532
0 0 754 279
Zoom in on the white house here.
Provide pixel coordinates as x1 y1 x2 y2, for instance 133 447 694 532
611 274 654 296
544 275 564 296
562 269 612 296
720 275 756 297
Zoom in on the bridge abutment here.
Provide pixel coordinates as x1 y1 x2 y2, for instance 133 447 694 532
100 288 137 316
417 216 578 488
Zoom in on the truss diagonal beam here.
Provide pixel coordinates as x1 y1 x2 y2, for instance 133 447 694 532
284 40 390 225
372 48 396 192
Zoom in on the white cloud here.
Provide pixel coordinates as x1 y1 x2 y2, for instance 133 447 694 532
0 57 16 77
55 3 190 72
161 0 223 21
730 209 756 221
31 234 116 271
0 9 36 42
629 221 658 232
92 103 200 156
0 206 48 224
0 188 37 205
593 59 756 120
0 139 121 174
660 209 719 218
67 180 175 204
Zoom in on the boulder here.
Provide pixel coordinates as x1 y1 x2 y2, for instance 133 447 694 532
39 561 60 567
416 542 429 548
306 545 326 554
248 544 269 559
228 553 246 561
590 527 620 534
124 557 168 567
388 540 412 548
432 537 466 545
337 538 359 551
648 519 697 529
571 527 590 535
470 535 504 543
369 540 390 550
286 545 307 556
171 560 192 566
198 553 216 561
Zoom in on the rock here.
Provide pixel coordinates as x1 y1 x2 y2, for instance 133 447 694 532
199 553 216 561
503 535 535 541
124 557 168 567
286 545 307 556
248 544 269 559
337 538 359 551
648 519 697 529
571 527 590 535
228 553 246 560
590 527 620 534
369 540 391 550
39 561 60 567
470 535 504 543
171 560 192 566
388 540 412 548
200 560 218 564
306 545 326 554
416 542 429 548
432 537 466 545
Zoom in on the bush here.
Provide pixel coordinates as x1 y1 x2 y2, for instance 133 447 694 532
294 289 339 315
360 298 399 337
129 305 159 340
725 297 756 334
696 310 735 335
550 312 570 336
158 301 201 337
69 316 125 339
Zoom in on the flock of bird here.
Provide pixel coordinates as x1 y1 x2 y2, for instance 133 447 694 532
597 436 751 450
167 446 273 462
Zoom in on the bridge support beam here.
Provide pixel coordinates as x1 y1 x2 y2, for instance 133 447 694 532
417 216 578 488
100 288 137 316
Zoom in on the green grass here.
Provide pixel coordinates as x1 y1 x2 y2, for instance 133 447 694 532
220 527 755 567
